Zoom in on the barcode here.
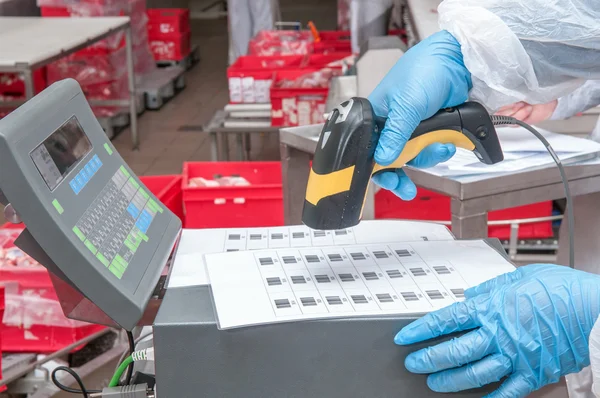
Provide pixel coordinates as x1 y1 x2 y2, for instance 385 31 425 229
315 274 330 283
275 299 291 309
401 291 419 301
266 277 282 286
305 254 320 263
313 231 326 238
300 297 317 307
426 290 444 300
350 252 366 261
338 273 354 282
271 233 284 240
386 269 403 278
373 251 388 259
395 249 411 257
433 266 450 275
226 249 238 252
451 288 465 298
291 275 306 284
292 232 305 239
362 272 379 280
328 253 343 262
228 234 241 240
335 230 347 236
259 257 274 266
326 296 343 305
282 256 297 264
249 234 262 240
376 293 394 303
410 268 426 277
351 295 368 304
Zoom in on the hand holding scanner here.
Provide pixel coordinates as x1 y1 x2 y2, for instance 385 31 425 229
302 97 504 231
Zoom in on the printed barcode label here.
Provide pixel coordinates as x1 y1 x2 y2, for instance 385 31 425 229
410 268 426 277
376 293 394 303
315 274 330 283
249 234 262 240
350 252 366 261
373 251 388 259
451 288 465 298
386 269 403 278
228 234 241 240
426 290 444 300
291 275 306 284
271 233 284 240
275 299 291 309
328 253 343 262
313 231 326 238
335 230 348 236
282 256 297 264
362 272 379 280
433 266 451 275
351 295 368 304
338 273 354 282
292 232 305 239
300 297 317 307
259 257 274 266
401 291 419 301
305 255 320 263
395 249 411 257
326 296 343 305
226 249 238 252
266 277 282 286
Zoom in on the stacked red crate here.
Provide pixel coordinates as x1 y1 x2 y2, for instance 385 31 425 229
146 9 191 62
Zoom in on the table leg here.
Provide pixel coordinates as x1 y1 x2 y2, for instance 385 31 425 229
280 143 311 225
450 198 488 239
125 26 139 150
221 133 230 161
210 132 218 161
236 133 244 160
23 69 34 100
244 132 251 161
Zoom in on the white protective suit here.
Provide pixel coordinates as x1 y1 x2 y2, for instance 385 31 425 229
551 80 600 142
437 1 600 396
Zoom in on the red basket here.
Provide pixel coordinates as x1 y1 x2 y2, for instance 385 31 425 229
0 224 105 353
140 175 184 222
374 188 554 240
0 68 47 98
182 162 283 228
147 8 190 36
149 30 191 61
40 6 71 16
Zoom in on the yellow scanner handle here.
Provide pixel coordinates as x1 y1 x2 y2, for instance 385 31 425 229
372 129 475 175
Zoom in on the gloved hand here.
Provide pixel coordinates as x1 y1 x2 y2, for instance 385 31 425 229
395 264 600 398
496 100 558 125
368 30 471 200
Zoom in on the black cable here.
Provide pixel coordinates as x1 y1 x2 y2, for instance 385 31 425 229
491 115 575 269
124 331 135 385
51 366 102 397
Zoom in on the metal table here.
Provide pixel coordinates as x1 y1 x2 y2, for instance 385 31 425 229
0 17 139 149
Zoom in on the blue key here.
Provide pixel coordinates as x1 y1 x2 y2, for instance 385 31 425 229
87 161 97 175
70 180 80 195
76 174 85 188
94 155 102 169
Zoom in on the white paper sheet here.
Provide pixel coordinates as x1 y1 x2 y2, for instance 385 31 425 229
205 240 516 329
424 127 600 177
168 220 455 288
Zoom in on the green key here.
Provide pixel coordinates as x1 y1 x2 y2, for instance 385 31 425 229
129 178 140 190
104 143 113 155
72 226 85 242
84 240 97 255
96 253 110 267
111 259 126 273
120 165 130 177
52 199 64 215
109 264 124 279
115 255 128 268
140 232 149 242
124 239 136 253
140 190 150 200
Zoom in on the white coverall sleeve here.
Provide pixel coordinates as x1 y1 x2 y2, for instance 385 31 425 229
588 316 600 397
551 80 600 120
437 0 600 111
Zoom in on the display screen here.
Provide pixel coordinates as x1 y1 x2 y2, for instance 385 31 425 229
30 116 92 191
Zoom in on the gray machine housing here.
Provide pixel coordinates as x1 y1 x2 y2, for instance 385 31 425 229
0 79 181 330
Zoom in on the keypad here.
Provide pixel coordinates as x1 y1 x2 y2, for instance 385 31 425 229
73 166 162 279
70 154 103 195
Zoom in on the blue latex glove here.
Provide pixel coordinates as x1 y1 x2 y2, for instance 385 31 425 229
368 30 471 200
395 264 600 398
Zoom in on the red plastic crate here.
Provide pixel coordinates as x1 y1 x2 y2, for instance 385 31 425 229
140 175 184 222
0 68 47 98
149 30 191 61
0 286 4 391
40 5 71 16
147 8 190 36
182 162 283 228
0 224 105 353
374 188 553 240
